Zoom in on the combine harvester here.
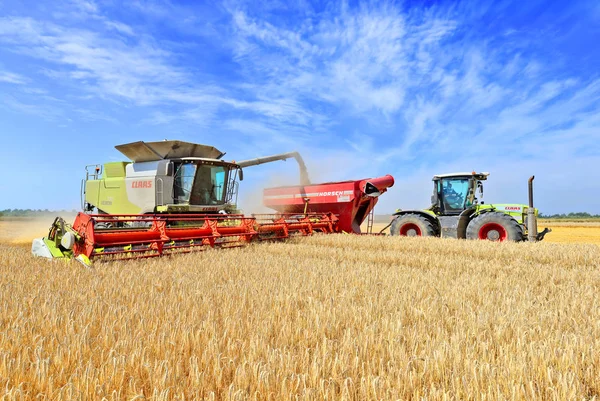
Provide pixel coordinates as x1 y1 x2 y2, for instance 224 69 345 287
32 140 394 266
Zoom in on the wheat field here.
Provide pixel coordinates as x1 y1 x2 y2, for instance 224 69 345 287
1 219 599 400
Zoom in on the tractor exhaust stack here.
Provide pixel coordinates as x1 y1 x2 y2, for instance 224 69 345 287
527 176 538 242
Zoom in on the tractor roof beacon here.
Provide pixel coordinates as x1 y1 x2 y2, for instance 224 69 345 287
389 172 551 242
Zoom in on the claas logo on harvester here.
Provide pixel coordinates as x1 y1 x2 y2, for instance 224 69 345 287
131 180 153 188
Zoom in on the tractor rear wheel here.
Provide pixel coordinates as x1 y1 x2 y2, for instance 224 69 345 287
466 212 524 242
390 214 436 237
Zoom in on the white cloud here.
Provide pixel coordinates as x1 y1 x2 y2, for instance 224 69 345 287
0 17 220 106
1 95 63 120
0 70 27 84
71 0 98 14
229 4 421 115
103 21 135 36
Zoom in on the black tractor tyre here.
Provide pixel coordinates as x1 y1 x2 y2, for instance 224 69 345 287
466 212 524 242
390 214 437 237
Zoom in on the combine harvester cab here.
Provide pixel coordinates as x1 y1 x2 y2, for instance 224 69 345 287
31 140 395 266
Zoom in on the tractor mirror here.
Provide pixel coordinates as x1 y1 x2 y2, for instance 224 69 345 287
431 182 439 206
431 192 438 206
239 168 244 181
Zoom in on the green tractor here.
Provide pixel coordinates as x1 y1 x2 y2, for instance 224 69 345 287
390 172 551 241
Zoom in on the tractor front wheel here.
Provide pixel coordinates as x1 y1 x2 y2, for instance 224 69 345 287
466 212 523 242
390 214 437 237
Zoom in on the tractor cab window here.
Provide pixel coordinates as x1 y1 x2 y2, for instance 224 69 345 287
174 163 196 204
441 178 470 212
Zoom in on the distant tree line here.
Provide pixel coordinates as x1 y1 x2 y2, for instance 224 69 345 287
539 212 600 219
0 209 77 218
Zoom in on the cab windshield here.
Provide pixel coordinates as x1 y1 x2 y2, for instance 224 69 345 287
174 163 228 205
440 178 470 212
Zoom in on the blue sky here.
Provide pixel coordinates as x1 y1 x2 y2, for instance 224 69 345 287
0 0 599 214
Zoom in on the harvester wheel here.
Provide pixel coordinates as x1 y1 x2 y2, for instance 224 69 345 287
390 214 436 237
466 212 523 242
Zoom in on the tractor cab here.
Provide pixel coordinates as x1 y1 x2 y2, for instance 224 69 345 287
431 172 490 215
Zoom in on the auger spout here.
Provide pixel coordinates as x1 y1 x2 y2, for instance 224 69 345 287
237 151 310 186
359 174 395 197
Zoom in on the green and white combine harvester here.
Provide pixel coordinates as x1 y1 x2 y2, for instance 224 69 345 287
389 172 551 241
31 140 320 265
30 140 395 266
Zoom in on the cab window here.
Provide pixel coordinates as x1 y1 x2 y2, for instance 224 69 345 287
174 163 196 203
441 178 470 212
187 165 227 205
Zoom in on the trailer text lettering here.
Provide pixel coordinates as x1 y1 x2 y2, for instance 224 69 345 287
318 191 345 197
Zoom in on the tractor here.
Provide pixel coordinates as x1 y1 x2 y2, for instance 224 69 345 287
390 172 551 242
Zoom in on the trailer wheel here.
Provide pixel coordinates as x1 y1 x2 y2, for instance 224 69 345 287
466 212 524 242
390 214 436 237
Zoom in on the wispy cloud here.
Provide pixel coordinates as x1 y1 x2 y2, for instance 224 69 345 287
229 4 423 115
71 0 98 14
103 20 135 36
0 94 64 120
0 70 27 84
0 17 206 104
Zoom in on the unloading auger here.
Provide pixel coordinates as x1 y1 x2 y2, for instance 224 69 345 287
32 140 394 266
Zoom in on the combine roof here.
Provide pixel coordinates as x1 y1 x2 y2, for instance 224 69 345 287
115 140 225 162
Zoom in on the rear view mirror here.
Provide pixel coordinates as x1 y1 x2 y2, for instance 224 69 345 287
431 182 439 205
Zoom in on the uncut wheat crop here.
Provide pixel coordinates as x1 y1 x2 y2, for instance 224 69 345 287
1 233 599 400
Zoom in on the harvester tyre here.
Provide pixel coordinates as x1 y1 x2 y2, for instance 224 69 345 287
466 212 523 242
390 214 436 237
